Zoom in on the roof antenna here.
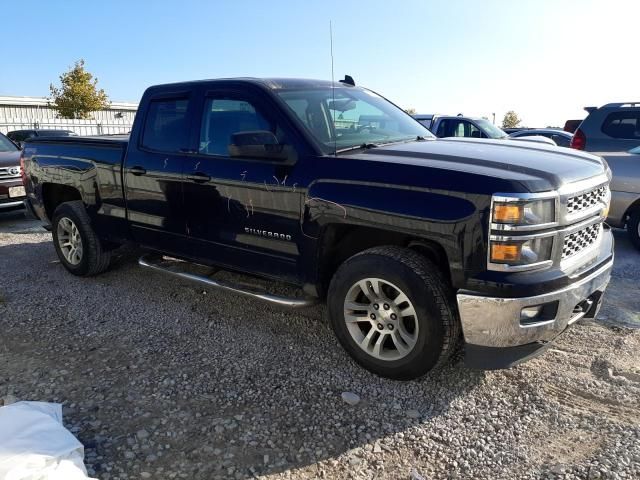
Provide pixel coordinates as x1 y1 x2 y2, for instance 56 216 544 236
329 20 338 157
340 75 355 86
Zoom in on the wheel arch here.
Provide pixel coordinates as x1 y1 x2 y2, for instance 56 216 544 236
315 223 453 298
623 197 640 221
42 183 83 221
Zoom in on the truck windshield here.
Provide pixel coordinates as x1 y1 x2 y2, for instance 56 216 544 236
277 87 434 154
0 133 19 152
475 119 508 139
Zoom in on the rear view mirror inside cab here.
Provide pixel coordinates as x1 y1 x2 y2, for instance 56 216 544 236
328 99 357 112
228 130 296 162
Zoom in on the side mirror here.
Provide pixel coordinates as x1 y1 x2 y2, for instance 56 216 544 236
228 131 295 162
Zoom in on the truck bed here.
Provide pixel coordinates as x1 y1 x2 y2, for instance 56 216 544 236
23 134 130 242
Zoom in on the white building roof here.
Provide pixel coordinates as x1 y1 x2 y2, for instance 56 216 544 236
0 95 138 110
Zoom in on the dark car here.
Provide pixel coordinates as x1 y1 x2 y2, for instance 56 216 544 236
509 128 573 147
0 132 26 210
22 77 614 379
7 129 77 148
502 127 531 135
563 120 582 133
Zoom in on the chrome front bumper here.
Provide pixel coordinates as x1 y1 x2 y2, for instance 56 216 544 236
457 258 613 350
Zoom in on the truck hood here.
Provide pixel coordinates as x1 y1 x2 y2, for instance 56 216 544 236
0 150 21 168
358 137 606 192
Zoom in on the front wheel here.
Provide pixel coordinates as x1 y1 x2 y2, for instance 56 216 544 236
627 209 640 251
52 201 111 276
327 246 460 380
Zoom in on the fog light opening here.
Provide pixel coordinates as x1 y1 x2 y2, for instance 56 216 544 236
520 305 543 321
520 301 559 326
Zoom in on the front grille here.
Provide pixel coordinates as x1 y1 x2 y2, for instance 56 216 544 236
0 166 21 180
566 186 608 216
562 222 601 259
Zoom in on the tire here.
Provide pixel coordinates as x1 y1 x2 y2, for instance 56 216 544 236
627 209 640 251
327 246 461 380
51 201 111 276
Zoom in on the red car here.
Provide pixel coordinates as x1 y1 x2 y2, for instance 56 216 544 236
0 133 25 211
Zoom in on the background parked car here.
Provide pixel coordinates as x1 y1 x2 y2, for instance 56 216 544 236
419 115 557 145
570 102 640 152
413 114 434 129
599 148 640 250
563 119 582 133
509 128 573 147
6 129 77 148
0 132 25 211
502 127 531 135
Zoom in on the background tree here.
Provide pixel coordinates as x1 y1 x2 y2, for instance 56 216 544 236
49 59 109 119
404 108 417 115
502 110 522 129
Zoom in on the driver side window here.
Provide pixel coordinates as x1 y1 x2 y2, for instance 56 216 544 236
199 97 284 156
468 122 484 138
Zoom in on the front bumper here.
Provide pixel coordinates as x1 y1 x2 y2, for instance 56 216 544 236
458 233 614 369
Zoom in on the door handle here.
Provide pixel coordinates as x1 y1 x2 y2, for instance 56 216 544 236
186 172 211 183
129 166 147 176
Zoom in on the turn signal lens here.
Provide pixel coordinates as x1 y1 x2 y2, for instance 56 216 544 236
492 198 555 226
493 204 524 223
490 243 521 262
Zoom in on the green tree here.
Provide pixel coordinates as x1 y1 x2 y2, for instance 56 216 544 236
49 59 110 119
502 110 522 129
404 108 417 115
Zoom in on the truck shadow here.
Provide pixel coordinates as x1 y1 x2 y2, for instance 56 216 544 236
0 238 487 479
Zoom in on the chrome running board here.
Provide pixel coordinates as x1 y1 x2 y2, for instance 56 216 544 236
138 254 317 308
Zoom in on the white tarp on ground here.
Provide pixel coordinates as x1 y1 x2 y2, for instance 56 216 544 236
0 401 94 480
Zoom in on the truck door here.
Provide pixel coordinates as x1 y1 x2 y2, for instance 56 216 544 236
180 88 304 283
123 91 195 253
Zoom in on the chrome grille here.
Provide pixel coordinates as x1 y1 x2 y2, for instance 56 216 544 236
566 186 608 216
562 223 601 259
0 166 21 180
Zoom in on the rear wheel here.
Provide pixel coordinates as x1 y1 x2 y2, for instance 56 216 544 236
52 201 111 276
627 209 640 251
327 246 460 380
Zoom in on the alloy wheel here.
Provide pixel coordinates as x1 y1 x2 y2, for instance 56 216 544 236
57 217 83 265
343 278 419 361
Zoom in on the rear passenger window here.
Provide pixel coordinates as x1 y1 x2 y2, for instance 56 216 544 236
142 98 190 152
602 112 640 139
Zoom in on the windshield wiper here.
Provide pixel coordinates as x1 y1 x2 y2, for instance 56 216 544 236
335 143 379 154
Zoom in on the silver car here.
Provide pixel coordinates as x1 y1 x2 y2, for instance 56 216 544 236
572 103 640 249
571 102 640 152
599 149 640 249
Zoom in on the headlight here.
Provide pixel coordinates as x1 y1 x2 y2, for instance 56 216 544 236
490 236 554 267
489 193 557 271
492 198 556 227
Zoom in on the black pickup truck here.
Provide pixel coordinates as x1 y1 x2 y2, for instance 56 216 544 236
22 77 614 380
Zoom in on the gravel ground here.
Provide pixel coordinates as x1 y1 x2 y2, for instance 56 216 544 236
1 210 639 480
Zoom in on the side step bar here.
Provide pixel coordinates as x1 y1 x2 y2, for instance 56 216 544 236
138 254 317 308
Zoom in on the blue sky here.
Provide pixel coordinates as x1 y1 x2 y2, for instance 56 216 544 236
1 0 637 127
